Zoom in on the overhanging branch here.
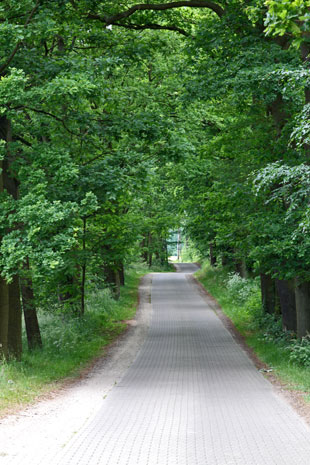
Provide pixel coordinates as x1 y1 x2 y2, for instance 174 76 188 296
87 1 224 26
113 21 189 36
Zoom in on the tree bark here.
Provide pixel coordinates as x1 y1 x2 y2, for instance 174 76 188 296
97 1 225 27
294 279 310 338
234 255 248 278
8 275 22 359
260 274 279 314
275 279 297 332
220 247 233 268
209 242 216 266
114 270 121 300
118 263 125 286
0 115 22 359
0 277 9 359
81 262 86 315
103 264 121 300
177 229 181 261
21 282 42 350
267 94 287 136
80 217 87 315
58 276 74 303
141 235 148 263
240 258 248 278
0 151 9 358
162 239 168 266
148 233 153 267
20 260 42 350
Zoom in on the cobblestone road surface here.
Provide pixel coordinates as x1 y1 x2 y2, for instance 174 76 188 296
15 264 310 464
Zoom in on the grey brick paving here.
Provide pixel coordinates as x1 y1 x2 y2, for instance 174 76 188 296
51 264 310 464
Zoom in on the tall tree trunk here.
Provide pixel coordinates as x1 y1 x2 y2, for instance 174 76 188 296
81 263 86 315
21 260 42 350
234 254 247 278
177 229 181 261
0 151 9 358
267 94 287 136
8 275 22 359
58 275 76 304
80 217 87 316
240 258 248 278
209 242 216 267
165 239 169 265
103 264 121 300
275 279 297 332
141 235 148 263
118 263 125 286
221 247 233 268
162 239 168 266
260 274 279 314
114 270 121 300
155 246 160 262
147 233 153 267
0 122 8 359
0 277 9 359
294 279 310 338
21 282 42 350
0 115 22 358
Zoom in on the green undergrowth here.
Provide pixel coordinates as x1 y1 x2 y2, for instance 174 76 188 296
0 262 166 415
196 263 310 396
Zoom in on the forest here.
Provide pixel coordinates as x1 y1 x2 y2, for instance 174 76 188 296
1 0 310 368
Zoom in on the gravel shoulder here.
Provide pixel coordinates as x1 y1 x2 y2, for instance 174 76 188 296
0 274 153 464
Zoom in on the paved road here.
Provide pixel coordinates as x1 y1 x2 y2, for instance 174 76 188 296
49 264 310 464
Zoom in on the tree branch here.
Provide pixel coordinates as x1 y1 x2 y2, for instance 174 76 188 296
0 14 27 23
113 21 189 36
0 0 40 75
0 43 21 75
16 106 81 138
14 135 32 147
87 1 224 26
12 105 103 151
82 153 110 166
24 0 40 27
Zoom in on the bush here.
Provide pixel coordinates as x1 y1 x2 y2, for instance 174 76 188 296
225 272 259 304
289 336 310 367
257 313 294 344
256 314 310 367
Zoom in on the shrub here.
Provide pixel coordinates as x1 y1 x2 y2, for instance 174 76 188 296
225 272 259 304
289 336 310 367
257 313 294 344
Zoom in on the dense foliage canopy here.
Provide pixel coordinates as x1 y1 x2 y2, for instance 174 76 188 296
2 0 310 359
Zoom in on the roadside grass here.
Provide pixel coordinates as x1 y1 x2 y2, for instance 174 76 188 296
0 262 165 416
196 262 310 396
